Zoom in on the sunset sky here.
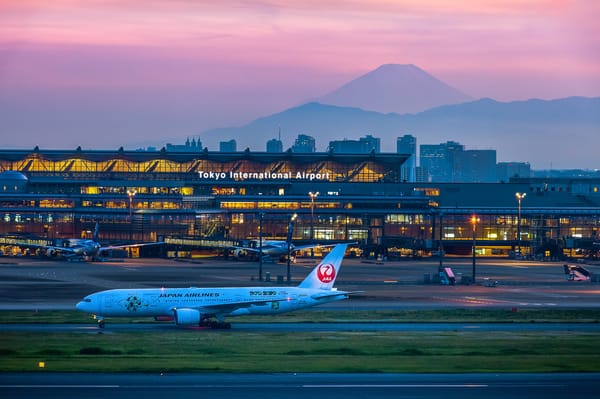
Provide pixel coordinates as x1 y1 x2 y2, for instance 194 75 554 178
0 0 598 161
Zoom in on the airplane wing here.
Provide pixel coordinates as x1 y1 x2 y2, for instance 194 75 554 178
228 245 262 254
310 290 363 300
293 243 339 251
180 298 283 315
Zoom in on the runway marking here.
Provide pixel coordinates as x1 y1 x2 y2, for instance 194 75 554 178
303 384 488 388
2 385 120 388
433 296 515 306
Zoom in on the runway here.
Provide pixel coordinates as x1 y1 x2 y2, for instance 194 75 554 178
2 372 599 399
2 321 600 333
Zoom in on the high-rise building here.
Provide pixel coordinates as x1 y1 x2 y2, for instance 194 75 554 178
420 141 497 182
497 162 532 182
397 134 416 182
328 134 381 154
266 138 283 153
359 135 380 153
420 141 463 182
219 139 237 152
458 150 497 182
292 134 316 153
166 137 203 152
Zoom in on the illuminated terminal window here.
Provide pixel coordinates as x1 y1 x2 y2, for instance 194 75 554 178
104 201 127 209
150 201 180 209
257 202 300 210
386 214 424 224
82 186 100 195
213 187 237 195
414 187 440 196
39 199 74 208
221 202 256 209
231 214 244 224
82 200 104 207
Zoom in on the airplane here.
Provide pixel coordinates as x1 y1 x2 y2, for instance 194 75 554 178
229 239 334 261
76 243 351 329
6 222 162 261
228 217 332 261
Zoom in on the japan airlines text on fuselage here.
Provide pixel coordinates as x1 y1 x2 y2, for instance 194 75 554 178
76 243 350 328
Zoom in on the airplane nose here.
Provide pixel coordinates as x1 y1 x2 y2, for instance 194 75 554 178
76 299 92 312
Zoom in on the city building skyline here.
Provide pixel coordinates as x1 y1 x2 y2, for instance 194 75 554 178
156 134 594 182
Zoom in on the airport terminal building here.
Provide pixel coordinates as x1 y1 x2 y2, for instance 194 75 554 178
1 148 599 259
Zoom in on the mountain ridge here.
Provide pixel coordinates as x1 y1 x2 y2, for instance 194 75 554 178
201 96 600 169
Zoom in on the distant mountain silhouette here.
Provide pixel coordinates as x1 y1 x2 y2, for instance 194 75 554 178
315 64 473 114
202 97 600 169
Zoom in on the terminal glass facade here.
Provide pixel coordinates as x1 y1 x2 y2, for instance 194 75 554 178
1 149 599 260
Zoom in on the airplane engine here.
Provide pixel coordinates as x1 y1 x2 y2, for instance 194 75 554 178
173 308 202 326
233 248 248 259
46 249 58 258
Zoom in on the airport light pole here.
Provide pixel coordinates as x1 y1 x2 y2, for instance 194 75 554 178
471 215 480 284
287 213 297 284
308 191 319 258
127 189 137 220
258 212 264 282
127 189 136 257
515 192 526 256
438 211 444 271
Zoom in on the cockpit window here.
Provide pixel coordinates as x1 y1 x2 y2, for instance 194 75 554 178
83 298 92 303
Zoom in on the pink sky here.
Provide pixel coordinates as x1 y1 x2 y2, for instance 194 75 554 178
0 0 598 156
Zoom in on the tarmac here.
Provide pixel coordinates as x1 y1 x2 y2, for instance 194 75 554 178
1 255 599 310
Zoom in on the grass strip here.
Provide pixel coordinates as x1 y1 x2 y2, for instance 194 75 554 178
2 308 600 324
1 330 599 373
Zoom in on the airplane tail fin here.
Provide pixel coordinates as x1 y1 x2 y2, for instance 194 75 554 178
93 222 100 242
297 243 348 290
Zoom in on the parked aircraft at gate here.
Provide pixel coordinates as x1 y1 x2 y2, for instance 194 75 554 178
228 217 332 261
76 243 351 328
4 222 162 261
229 239 335 261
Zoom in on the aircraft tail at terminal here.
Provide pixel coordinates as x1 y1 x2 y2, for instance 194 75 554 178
76 243 351 329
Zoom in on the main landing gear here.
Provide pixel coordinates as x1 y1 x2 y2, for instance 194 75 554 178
199 318 231 329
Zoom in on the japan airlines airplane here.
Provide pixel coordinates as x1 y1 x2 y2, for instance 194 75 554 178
76 243 351 329
7 222 162 261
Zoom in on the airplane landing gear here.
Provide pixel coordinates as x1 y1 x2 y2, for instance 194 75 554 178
199 319 231 329
97 318 105 329
214 321 231 329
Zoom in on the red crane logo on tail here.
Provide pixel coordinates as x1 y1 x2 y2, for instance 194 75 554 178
317 263 336 283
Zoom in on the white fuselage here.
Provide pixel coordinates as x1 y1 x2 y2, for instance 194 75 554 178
76 286 347 318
